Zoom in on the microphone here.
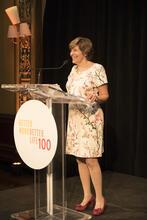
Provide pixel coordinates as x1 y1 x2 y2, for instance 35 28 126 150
37 59 68 83
37 60 68 71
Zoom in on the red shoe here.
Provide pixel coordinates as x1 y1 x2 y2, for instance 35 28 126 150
92 199 106 216
75 196 95 212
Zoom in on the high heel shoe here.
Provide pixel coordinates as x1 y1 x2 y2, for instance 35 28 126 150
92 198 106 216
75 196 95 212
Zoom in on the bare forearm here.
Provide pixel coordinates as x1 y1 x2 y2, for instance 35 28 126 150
96 93 109 103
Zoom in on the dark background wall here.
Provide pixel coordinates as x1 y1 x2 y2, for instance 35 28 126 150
42 0 147 177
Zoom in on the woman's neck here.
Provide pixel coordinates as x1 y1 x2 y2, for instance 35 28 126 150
77 60 93 72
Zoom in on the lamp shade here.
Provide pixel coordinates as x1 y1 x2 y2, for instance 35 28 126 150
5 6 20 25
7 25 19 38
19 22 31 37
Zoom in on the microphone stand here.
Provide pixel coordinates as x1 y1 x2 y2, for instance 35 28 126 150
37 60 68 84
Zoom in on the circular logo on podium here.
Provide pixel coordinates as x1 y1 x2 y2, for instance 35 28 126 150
14 100 58 169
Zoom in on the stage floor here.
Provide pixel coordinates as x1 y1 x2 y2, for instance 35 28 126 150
0 164 147 220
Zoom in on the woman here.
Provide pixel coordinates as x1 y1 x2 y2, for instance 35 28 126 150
66 37 109 216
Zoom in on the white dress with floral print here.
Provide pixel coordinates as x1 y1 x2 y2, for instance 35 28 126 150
66 63 108 158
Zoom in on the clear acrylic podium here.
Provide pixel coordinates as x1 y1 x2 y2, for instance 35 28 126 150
1 84 92 220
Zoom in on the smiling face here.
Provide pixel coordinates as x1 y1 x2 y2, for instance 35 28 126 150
69 37 93 64
70 45 86 65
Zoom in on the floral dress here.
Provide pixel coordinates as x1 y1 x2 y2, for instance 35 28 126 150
66 63 108 158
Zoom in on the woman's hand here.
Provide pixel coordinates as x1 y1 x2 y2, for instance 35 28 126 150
85 85 109 103
85 88 98 103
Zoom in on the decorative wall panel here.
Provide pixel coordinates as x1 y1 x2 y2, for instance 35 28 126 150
16 0 32 109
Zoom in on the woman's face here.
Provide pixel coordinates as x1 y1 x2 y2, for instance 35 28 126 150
70 45 86 65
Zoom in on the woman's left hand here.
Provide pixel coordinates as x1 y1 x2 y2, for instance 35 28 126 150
85 88 98 103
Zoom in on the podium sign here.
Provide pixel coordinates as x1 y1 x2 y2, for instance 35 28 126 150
14 100 58 169
1 84 92 220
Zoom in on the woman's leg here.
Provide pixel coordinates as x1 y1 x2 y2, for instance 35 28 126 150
76 158 93 205
86 158 104 209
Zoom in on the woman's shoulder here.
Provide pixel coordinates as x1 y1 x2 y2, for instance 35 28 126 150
71 65 77 72
94 63 104 69
90 63 105 75
93 63 108 83
68 65 77 78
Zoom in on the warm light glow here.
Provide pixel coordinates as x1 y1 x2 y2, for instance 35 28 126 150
7 25 19 38
7 23 31 41
19 22 31 37
5 6 31 45
12 162 22 166
5 6 20 25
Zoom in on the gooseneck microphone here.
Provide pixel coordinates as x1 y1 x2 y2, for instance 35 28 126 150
37 60 69 83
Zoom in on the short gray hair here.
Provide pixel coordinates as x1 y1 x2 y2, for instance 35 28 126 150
69 37 94 60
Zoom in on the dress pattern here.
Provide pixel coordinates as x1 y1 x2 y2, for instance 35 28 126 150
66 63 108 158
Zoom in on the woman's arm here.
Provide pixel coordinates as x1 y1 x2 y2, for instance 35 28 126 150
96 84 109 103
86 84 109 103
